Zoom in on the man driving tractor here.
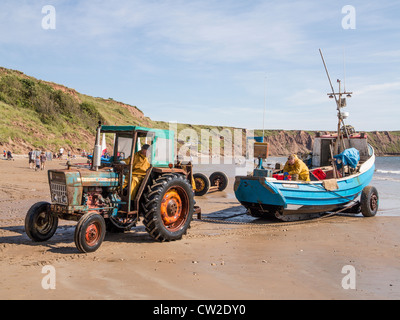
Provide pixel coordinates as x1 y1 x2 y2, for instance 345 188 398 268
123 144 151 198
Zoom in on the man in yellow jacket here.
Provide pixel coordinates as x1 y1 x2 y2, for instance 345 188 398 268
123 144 151 198
283 154 310 182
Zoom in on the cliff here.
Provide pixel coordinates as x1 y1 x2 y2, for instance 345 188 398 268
0 66 399 156
365 131 400 156
261 130 400 156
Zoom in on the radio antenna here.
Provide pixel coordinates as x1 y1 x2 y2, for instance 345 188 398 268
262 74 266 142
343 47 347 92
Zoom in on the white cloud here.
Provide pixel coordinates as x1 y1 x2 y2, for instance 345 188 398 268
356 81 400 95
285 89 329 107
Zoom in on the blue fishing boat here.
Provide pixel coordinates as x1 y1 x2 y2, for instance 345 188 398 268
234 50 379 221
234 136 377 221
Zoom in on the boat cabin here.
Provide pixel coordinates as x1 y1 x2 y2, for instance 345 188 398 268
304 132 372 180
312 132 370 167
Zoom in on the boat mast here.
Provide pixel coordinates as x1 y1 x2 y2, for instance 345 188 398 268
319 49 353 153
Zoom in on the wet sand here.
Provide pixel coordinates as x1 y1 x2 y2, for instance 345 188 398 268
0 157 400 300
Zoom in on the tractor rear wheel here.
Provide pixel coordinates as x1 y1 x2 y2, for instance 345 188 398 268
142 174 194 241
25 201 58 242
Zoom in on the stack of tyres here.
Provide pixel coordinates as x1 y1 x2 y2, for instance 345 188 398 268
193 171 228 196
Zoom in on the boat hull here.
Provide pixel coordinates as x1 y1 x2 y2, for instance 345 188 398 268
234 153 375 219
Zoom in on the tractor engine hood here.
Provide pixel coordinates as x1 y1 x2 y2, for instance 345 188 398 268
48 168 119 207
78 169 119 187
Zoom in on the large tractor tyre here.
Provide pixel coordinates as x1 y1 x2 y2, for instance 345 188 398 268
193 173 210 196
74 212 106 253
142 174 194 242
25 201 58 242
360 186 379 217
209 171 229 191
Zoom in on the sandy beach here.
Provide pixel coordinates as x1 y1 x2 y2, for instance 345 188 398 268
0 157 399 300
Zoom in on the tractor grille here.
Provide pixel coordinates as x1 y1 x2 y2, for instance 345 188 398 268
50 182 68 205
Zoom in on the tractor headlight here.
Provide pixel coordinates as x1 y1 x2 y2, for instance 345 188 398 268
61 195 68 204
51 192 58 203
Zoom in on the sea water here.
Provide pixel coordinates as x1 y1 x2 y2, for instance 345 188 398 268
194 156 400 217
372 157 400 216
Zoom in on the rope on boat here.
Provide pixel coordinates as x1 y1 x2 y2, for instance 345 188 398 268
305 183 360 202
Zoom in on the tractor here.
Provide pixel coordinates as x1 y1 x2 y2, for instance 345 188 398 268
25 123 200 253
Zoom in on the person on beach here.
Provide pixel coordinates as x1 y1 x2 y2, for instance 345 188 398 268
283 154 310 181
122 144 151 198
35 156 41 171
40 152 47 170
7 151 14 161
28 150 35 169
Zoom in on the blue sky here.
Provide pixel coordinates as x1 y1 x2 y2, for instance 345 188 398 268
1 0 399 131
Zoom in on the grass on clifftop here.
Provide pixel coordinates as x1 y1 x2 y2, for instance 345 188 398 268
0 68 150 153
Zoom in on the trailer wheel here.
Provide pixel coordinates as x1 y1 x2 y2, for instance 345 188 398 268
209 171 229 191
142 174 194 241
360 186 379 217
25 202 58 242
193 173 210 196
74 212 106 253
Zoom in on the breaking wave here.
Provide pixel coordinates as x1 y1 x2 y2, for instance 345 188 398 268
376 169 400 175
373 176 400 182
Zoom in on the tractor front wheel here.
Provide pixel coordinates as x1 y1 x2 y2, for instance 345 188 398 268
74 212 106 253
25 201 58 242
142 174 194 241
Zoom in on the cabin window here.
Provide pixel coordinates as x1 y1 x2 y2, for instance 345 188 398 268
115 136 132 160
154 137 173 166
320 140 332 166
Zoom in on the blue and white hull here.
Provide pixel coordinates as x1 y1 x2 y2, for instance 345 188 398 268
234 146 375 221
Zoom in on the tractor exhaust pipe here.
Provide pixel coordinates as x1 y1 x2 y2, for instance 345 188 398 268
92 121 102 171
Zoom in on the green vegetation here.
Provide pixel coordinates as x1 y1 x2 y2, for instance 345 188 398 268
0 69 105 130
0 67 149 153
